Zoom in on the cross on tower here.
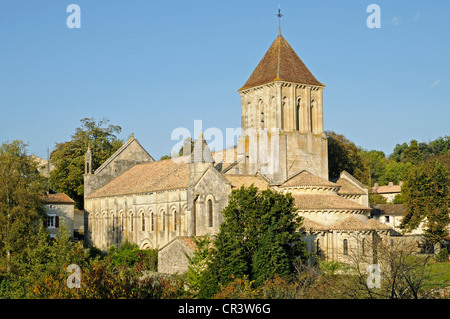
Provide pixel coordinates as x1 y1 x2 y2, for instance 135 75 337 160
276 5 283 35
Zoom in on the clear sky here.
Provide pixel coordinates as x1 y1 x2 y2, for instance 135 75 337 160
0 1 449 160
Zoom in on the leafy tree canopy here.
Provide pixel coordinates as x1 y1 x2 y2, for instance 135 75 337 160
0 140 47 273
197 186 308 298
400 159 450 244
49 118 123 209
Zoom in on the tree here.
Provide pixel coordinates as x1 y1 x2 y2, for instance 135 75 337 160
402 140 422 165
378 160 413 186
197 186 308 298
359 149 387 186
326 131 365 180
0 140 47 274
50 118 123 209
400 159 450 245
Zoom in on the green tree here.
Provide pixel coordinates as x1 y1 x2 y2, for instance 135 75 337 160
378 160 413 186
326 131 365 180
390 142 408 162
50 118 123 209
198 186 308 298
400 159 450 244
359 149 387 186
0 140 47 274
402 140 422 165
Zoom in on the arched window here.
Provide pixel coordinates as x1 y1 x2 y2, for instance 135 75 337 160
141 212 145 231
361 238 365 256
162 212 166 231
111 213 115 232
343 239 348 256
316 238 320 255
120 213 124 232
130 212 134 232
281 97 286 130
310 100 315 133
208 199 213 227
296 98 301 131
174 210 177 231
151 212 155 232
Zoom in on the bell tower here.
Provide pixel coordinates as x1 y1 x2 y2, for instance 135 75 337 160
236 33 328 183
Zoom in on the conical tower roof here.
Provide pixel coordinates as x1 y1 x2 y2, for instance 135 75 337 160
191 131 215 164
239 35 324 91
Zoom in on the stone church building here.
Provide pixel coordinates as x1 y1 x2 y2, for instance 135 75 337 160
83 31 393 273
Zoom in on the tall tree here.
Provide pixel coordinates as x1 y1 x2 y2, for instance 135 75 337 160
0 140 47 273
326 131 365 180
400 159 450 244
49 118 123 209
198 186 308 297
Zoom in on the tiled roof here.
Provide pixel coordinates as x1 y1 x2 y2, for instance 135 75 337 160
372 184 401 194
371 204 406 217
239 35 324 91
86 159 190 198
299 217 328 231
299 216 392 232
292 194 371 211
365 218 393 231
329 217 392 231
42 193 75 204
225 174 270 191
335 178 366 195
280 170 337 188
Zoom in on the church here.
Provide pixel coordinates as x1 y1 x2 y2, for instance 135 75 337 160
83 29 393 274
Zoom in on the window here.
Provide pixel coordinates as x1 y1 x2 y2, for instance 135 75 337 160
385 216 390 223
162 212 166 231
130 213 134 232
316 239 320 255
151 212 155 232
120 214 124 232
45 214 59 228
141 212 146 231
173 211 177 231
208 199 213 227
343 239 348 256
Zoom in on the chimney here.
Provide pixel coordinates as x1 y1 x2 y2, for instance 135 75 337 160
399 181 403 187
388 182 393 187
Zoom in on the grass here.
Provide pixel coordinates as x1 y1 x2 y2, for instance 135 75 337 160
424 261 450 288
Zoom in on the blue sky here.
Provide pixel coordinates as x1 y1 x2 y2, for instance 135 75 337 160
0 1 449 160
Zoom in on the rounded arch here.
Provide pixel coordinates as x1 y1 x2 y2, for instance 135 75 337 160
205 194 216 228
296 97 302 131
171 206 178 232
139 238 154 250
148 209 155 232
160 208 167 232
310 99 316 133
138 208 146 232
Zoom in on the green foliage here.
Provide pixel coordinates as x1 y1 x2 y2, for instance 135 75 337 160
369 192 388 205
107 240 157 272
185 235 213 295
358 149 387 186
326 131 365 180
435 247 449 263
401 159 450 244
392 192 406 204
0 140 47 274
197 186 308 298
49 118 123 209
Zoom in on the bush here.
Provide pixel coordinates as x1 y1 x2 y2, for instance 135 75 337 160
436 247 449 263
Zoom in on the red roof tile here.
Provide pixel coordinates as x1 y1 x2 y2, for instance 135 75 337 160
239 35 324 91
42 193 75 204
